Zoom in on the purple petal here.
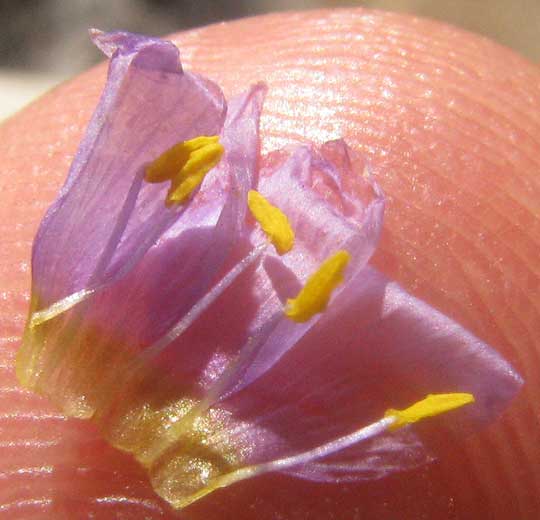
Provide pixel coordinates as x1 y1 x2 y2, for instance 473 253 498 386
227 142 385 391
32 30 226 309
202 82 267 237
202 266 520 485
258 141 384 280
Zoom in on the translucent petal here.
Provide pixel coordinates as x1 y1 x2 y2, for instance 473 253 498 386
185 266 521 495
31 30 226 309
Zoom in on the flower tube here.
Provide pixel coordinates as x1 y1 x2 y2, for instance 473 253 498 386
16 30 522 510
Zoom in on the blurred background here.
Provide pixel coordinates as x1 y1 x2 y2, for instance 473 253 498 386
1 0 539 120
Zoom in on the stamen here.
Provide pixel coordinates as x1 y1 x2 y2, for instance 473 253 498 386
176 392 475 508
145 135 224 205
285 250 350 322
385 393 475 431
247 190 294 254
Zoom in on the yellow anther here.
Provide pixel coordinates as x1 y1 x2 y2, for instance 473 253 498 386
145 136 224 205
248 190 294 254
385 393 475 431
285 250 350 323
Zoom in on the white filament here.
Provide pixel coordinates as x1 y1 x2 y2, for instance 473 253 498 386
176 415 396 508
29 288 94 328
139 244 266 362
237 416 394 478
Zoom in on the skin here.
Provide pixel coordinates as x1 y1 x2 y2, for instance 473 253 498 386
0 8 539 519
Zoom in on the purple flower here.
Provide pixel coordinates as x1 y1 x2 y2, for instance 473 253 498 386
16 31 522 509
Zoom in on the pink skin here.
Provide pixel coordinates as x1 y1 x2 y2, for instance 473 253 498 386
1 9 539 519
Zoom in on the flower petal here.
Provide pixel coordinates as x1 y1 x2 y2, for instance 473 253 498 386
225 142 385 392
176 266 520 498
31 30 226 309
201 82 267 238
